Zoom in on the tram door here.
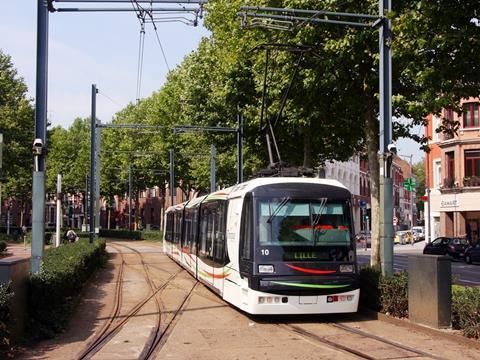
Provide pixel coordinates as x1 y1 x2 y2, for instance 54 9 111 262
212 201 228 295
199 205 215 287
198 202 228 293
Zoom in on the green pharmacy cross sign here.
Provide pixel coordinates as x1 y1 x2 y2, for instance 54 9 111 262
403 178 416 191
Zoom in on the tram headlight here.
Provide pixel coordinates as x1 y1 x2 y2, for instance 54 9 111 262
258 265 275 274
339 264 354 273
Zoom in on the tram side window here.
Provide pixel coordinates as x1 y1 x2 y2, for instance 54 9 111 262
165 213 174 242
174 212 182 244
240 196 253 260
199 207 212 259
190 208 199 254
184 209 192 249
213 202 228 265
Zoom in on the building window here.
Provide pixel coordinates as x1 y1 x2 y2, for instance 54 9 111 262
463 102 479 128
444 108 455 122
446 152 455 179
432 115 441 141
433 159 441 188
465 150 480 177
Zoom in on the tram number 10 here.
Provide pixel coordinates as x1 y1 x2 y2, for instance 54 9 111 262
261 249 270 256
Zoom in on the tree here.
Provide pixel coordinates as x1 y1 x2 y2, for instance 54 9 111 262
46 118 91 195
0 49 35 225
412 160 425 217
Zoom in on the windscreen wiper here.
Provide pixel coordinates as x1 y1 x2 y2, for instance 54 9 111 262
311 198 328 228
267 197 290 223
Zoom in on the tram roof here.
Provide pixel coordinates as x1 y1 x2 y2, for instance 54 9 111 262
228 177 348 197
166 177 348 212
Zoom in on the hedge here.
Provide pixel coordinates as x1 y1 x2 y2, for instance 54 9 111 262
27 239 107 339
99 229 141 239
452 285 480 339
360 266 480 339
359 266 408 318
0 241 6 253
140 230 163 242
0 282 13 354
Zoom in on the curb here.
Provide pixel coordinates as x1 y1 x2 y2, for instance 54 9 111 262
360 307 480 350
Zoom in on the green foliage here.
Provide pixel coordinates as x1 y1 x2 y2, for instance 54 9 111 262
413 161 426 214
359 266 408 318
452 285 480 339
98 229 141 240
359 265 382 311
0 241 6 253
379 271 409 318
46 118 90 194
0 282 13 353
0 50 34 206
141 230 163 242
27 240 107 339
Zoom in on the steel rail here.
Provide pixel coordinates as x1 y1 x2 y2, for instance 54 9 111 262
114 242 199 360
331 322 446 360
113 243 165 360
76 243 125 360
143 281 199 359
77 243 184 359
281 322 445 360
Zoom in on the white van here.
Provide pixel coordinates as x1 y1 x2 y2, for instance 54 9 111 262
411 226 425 241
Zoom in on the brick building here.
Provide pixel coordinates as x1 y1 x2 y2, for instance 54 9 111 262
425 98 480 244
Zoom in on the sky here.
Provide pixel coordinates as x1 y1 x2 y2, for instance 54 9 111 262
0 1 210 127
0 1 425 163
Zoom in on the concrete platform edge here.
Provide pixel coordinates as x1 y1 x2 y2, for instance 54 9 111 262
359 307 480 350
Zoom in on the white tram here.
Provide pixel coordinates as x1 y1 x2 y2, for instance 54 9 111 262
164 177 359 315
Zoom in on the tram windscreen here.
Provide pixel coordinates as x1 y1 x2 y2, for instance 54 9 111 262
257 198 351 247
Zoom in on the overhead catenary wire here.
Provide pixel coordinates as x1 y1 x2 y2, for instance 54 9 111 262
97 90 123 107
136 22 146 103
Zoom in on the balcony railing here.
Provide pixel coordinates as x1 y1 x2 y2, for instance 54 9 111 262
442 177 456 189
463 176 480 187
442 132 455 141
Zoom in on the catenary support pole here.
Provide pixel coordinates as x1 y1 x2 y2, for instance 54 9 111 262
128 164 132 230
31 0 49 273
237 113 243 184
89 84 97 243
95 120 101 233
56 173 62 247
0 134 2 224
378 0 393 276
169 149 174 207
210 144 216 193
83 171 88 231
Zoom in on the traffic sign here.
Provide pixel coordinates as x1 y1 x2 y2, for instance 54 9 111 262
360 200 366 209
403 178 416 191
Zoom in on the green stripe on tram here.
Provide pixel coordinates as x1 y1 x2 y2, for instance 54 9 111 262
270 281 349 289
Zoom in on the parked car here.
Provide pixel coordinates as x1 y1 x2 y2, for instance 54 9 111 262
355 230 371 247
423 237 469 259
411 226 425 241
465 244 480 264
395 230 413 244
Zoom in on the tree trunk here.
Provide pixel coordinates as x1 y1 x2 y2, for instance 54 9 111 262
303 125 312 168
365 95 381 266
135 191 139 231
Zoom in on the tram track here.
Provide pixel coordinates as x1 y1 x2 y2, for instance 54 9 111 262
76 242 184 360
111 242 199 360
281 322 446 360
